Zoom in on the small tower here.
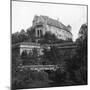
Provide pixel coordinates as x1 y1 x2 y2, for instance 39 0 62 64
67 25 72 31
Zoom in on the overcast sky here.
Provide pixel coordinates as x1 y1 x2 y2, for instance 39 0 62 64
12 1 87 41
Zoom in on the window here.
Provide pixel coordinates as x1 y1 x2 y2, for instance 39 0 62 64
37 30 39 37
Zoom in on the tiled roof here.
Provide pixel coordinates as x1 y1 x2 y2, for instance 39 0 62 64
40 15 68 30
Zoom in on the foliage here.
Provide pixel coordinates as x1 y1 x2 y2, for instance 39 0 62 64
26 27 36 42
12 32 19 44
12 68 50 89
66 23 87 84
12 27 36 44
12 29 28 44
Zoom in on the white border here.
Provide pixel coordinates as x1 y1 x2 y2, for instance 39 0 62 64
0 0 89 90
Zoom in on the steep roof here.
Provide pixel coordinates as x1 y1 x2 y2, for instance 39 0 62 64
40 15 68 30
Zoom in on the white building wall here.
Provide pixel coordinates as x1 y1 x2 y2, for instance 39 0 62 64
20 44 42 56
46 25 72 40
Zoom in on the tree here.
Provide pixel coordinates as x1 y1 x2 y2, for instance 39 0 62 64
26 26 36 42
66 23 87 84
18 29 28 42
76 23 87 65
43 46 66 67
12 29 28 44
79 23 87 39
12 32 19 44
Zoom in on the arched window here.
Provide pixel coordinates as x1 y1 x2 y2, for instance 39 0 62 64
37 30 39 37
37 29 42 37
40 30 42 37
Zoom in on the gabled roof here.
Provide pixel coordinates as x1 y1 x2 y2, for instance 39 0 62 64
41 15 68 30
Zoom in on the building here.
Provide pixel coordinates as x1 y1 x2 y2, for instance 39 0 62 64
32 15 72 40
12 42 44 56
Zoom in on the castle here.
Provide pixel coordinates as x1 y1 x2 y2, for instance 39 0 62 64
32 15 72 40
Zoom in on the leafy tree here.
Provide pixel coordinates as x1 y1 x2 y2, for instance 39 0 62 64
76 23 87 66
79 23 87 39
43 46 66 67
26 26 36 42
66 23 87 84
18 29 28 42
12 32 19 44
12 29 28 44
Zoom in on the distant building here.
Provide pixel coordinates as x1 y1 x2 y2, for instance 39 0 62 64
32 15 72 40
12 42 44 56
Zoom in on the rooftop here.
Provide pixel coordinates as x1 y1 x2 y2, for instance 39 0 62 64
12 42 40 48
12 42 76 49
33 15 72 34
41 15 68 30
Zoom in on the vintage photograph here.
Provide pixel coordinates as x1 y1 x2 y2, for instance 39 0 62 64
11 0 88 89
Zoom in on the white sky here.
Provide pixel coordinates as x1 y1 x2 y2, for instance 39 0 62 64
12 1 87 41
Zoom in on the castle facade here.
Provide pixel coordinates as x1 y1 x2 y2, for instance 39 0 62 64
32 15 72 40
